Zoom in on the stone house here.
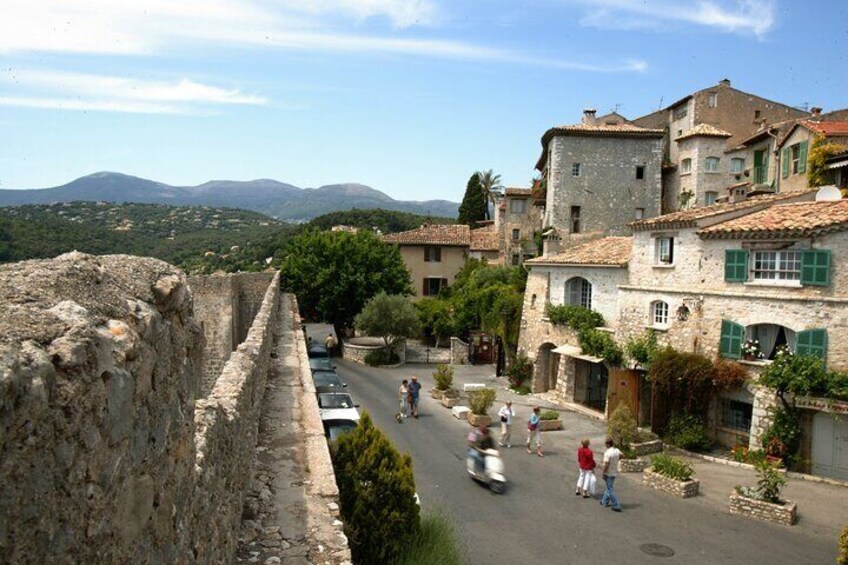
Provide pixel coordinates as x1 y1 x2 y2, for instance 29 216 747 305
494 187 543 265
536 109 664 251
633 79 808 213
383 224 498 301
674 123 734 207
776 120 848 194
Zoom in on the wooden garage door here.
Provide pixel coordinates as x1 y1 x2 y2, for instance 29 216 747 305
812 412 848 481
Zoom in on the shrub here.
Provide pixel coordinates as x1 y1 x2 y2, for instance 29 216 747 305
512 384 531 395
607 404 637 449
364 348 399 366
577 328 623 366
332 412 420 564
760 406 801 462
838 525 848 565
713 358 748 390
539 410 559 421
397 508 464 565
625 330 659 367
506 353 534 389
467 388 496 415
755 459 787 503
650 452 694 482
664 414 712 452
433 364 454 391
546 303 605 330
649 348 718 416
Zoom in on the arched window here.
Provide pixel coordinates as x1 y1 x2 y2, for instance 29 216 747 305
745 323 796 360
651 300 669 327
566 277 592 310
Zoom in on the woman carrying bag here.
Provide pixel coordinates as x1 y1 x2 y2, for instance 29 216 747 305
576 439 597 498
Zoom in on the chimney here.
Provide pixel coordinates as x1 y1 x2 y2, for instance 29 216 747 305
811 107 822 117
582 108 597 126
719 78 731 87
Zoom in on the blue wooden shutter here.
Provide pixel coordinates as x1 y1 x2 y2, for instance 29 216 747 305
782 147 790 178
724 250 748 282
800 250 831 286
798 140 808 174
719 320 744 359
795 329 827 360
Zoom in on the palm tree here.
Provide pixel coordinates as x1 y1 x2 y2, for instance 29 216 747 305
476 169 502 221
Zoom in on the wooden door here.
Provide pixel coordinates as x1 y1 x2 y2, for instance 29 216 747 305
812 413 848 480
607 369 640 419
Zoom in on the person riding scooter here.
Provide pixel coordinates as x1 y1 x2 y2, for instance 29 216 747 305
469 426 495 474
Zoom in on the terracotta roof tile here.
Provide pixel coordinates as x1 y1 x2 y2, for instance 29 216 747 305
699 200 848 239
803 120 848 136
629 190 816 231
504 187 532 197
470 228 499 251
537 121 664 170
675 123 733 141
525 237 632 267
382 224 470 246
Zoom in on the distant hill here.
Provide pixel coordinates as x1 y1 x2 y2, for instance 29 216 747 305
307 208 455 233
0 172 459 221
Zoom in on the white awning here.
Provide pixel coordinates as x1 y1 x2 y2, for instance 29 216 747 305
827 158 848 169
551 344 604 363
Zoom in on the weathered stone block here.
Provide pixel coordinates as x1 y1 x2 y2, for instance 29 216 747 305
631 439 663 456
468 413 492 427
538 419 563 432
728 491 797 526
643 467 700 498
619 457 648 473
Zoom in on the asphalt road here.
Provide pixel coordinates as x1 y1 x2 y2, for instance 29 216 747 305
333 360 838 565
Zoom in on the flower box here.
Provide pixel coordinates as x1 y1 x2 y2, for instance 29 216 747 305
631 439 663 457
537 419 563 431
468 413 492 427
430 388 445 399
441 396 457 408
728 491 797 526
643 467 699 498
619 457 648 473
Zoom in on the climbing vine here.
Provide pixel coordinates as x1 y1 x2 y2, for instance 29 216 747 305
807 134 847 188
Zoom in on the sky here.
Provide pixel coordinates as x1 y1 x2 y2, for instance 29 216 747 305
1 0 846 202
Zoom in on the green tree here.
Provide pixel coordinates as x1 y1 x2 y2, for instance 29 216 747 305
332 412 420 564
355 293 421 351
457 173 487 226
807 134 847 188
415 298 455 347
476 169 502 221
280 229 412 329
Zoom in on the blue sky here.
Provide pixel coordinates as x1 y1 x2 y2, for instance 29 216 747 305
1 0 846 202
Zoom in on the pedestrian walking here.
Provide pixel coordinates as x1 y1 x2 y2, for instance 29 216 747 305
497 401 515 447
325 332 338 355
397 379 409 421
576 439 597 498
408 376 422 418
526 406 543 457
600 438 622 512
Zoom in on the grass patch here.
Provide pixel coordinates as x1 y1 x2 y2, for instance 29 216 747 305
397 508 464 565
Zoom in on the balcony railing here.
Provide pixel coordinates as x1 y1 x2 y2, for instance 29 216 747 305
752 165 768 185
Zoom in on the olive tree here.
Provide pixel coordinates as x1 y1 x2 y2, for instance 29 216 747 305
355 292 421 352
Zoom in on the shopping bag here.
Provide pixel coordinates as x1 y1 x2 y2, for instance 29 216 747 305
588 473 597 495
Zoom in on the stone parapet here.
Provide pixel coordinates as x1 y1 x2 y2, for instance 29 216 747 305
643 467 700 498
451 337 469 365
619 458 648 473
728 492 797 526
342 338 406 365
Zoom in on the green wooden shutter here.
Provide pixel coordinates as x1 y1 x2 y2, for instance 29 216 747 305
798 140 808 174
782 147 790 178
719 320 745 359
800 250 831 286
724 249 749 282
795 329 828 359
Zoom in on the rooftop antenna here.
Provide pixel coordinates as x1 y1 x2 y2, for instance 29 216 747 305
613 103 622 113
657 96 663 110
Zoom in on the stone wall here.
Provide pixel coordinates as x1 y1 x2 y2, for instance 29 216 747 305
342 338 406 365
728 492 797 525
450 337 469 365
236 273 275 343
643 468 700 498
405 340 451 364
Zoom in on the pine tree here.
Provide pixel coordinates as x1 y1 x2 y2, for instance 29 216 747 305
457 172 487 226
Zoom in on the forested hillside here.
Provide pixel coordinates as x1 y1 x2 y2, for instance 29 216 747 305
306 208 454 233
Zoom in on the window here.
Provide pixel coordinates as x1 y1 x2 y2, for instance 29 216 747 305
720 399 753 432
791 144 801 173
424 246 441 262
422 277 447 296
747 323 796 360
681 158 692 174
708 92 717 108
754 109 761 121
705 157 720 172
677 129 683 137
572 163 581 177
652 301 669 327
655 237 674 265
719 319 744 358
635 208 645 220
512 228 520 241
510 199 527 214
511 253 520 266
704 191 718 205
752 250 802 281
570 206 581 233
673 105 688 120
730 158 745 173
566 277 592 310
636 165 645 180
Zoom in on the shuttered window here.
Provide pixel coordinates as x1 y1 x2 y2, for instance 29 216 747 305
798 140 808 174
782 147 790 178
800 250 831 286
724 250 749 282
719 320 744 359
795 329 827 360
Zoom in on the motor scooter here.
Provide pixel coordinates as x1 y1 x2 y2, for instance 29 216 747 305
467 448 506 494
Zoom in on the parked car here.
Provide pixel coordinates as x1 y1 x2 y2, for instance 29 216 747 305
312 369 347 393
318 392 360 423
309 357 335 372
323 418 359 441
308 343 329 358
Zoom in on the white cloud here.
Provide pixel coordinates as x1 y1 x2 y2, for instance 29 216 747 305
0 0 645 72
0 70 266 114
573 0 776 37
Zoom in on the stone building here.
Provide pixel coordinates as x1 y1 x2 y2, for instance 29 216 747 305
494 187 542 265
469 226 501 263
633 79 809 212
536 109 664 250
776 120 848 194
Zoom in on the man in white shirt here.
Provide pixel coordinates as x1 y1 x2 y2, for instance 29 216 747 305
497 401 515 448
600 437 623 512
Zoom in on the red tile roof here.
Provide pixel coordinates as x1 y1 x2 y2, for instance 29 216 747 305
675 123 732 141
504 187 532 197
803 120 848 136
470 228 499 251
524 237 632 267
699 200 848 239
382 224 470 246
629 190 817 231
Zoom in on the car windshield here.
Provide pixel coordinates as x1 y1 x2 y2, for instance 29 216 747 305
326 421 358 441
309 358 333 370
319 393 354 409
313 371 342 387
307 345 329 358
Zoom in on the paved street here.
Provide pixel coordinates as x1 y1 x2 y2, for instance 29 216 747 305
334 359 842 565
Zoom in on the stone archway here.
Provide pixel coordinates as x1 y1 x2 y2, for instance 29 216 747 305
535 343 557 392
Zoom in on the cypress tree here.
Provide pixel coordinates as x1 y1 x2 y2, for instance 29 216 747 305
457 172 487 226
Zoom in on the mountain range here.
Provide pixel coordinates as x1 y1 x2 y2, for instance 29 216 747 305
0 172 459 221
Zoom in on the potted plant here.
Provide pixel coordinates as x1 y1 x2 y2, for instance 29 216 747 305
430 364 455 399
538 409 563 431
467 388 496 427
729 459 796 525
741 339 764 361
608 405 648 471
643 452 700 498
